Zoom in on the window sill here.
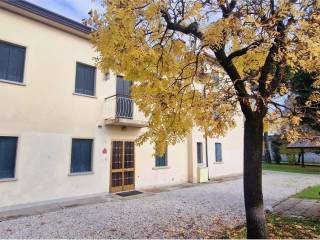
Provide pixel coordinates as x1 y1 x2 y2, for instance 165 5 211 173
0 178 17 183
68 171 94 176
213 162 224 165
73 93 97 98
0 79 25 86
152 166 171 170
197 164 207 168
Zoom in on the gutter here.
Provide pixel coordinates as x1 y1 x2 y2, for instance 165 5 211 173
0 0 92 39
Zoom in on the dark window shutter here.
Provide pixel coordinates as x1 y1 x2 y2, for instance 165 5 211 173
116 75 124 95
155 148 168 167
0 41 26 83
71 139 93 173
0 137 18 179
197 142 203 164
0 43 10 80
215 143 222 162
75 63 95 96
116 75 131 97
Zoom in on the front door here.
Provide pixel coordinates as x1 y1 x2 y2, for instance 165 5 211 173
110 141 135 193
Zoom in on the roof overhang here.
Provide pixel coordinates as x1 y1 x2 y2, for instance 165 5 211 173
287 136 320 149
0 0 92 40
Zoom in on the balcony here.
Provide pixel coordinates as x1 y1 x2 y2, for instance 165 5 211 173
104 95 148 128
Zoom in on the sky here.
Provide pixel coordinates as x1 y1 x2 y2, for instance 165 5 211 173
26 0 102 23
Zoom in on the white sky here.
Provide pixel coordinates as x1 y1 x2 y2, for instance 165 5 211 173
26 0 102 22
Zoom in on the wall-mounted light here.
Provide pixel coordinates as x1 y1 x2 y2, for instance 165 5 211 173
105 72 110 81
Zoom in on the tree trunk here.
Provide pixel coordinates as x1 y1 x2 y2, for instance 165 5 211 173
244 115 267 239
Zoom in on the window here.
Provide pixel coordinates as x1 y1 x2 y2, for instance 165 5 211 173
0 137 18 179
70 139 93 173
116 75 133 118
155 145 168 167
215 143 222 162
0 41 26 83
75 63 96 96
197 142 203 164
116 75 131 97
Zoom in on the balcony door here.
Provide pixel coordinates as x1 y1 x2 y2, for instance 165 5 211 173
110 141 135 193
116 76 133 119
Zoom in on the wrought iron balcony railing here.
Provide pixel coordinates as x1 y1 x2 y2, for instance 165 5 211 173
104 95 148 127
115 95 133 119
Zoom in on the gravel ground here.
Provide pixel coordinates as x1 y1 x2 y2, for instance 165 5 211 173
0 171 319 239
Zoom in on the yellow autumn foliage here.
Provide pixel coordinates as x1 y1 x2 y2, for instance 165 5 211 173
90 0 320 150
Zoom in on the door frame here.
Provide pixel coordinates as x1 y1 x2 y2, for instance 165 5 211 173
109 139 135 193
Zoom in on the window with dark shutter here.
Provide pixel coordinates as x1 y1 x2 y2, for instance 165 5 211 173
0 137 18 179
116 75 133 118
197 142 203 164
215 143 222 162
75 63 96 96
0 41 26 83
70 139 93 173
116 75 131 97
155 145 168 167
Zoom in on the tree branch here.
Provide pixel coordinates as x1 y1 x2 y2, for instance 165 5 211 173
160 9 203 39
226 39 263 62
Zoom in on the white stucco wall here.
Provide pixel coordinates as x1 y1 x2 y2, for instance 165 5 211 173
0 9 110 207
191 114 244 179
0 7 244 208
0 9 191 208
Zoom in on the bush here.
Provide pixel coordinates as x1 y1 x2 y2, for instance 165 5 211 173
271 136 282 164
287 153 297 165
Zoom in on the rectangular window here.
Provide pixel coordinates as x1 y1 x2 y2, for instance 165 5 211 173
75 63 96 96
215 143 222 162
71 139 93 173
197 142 203 164
116 75 131 97
0 41 26 83
0 137 18 179
155 145 168 167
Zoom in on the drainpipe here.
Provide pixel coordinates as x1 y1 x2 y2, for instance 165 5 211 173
187 132 197 183
203 86 210 180
205 136 209 180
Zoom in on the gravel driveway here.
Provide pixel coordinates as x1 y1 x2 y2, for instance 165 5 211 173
0 171 319 238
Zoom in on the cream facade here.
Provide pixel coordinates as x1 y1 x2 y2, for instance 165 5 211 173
0 1 243 209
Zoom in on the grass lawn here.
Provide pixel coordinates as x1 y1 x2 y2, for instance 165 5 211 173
226 213 320 239
293 185 320 200
262 163 320 174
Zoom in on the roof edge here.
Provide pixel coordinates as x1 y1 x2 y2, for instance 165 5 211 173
1 0 92 36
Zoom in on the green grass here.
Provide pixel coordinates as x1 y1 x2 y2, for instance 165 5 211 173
294 185 320 200
262 163 320 174
226 213 320 239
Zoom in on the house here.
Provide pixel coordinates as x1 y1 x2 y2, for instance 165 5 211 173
0 0 244 209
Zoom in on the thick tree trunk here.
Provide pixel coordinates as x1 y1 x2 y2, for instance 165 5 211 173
244 115 267 239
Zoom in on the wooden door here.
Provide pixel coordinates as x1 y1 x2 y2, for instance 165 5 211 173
110 141 135 193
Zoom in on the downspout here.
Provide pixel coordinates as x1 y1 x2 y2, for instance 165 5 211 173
205 136 209 180
203 86 209 180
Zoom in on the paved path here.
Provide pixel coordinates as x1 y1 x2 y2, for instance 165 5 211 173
274 198 320 219
0 171 319 239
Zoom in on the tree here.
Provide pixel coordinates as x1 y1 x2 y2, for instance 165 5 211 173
90 1 320 238
291 71 320 132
